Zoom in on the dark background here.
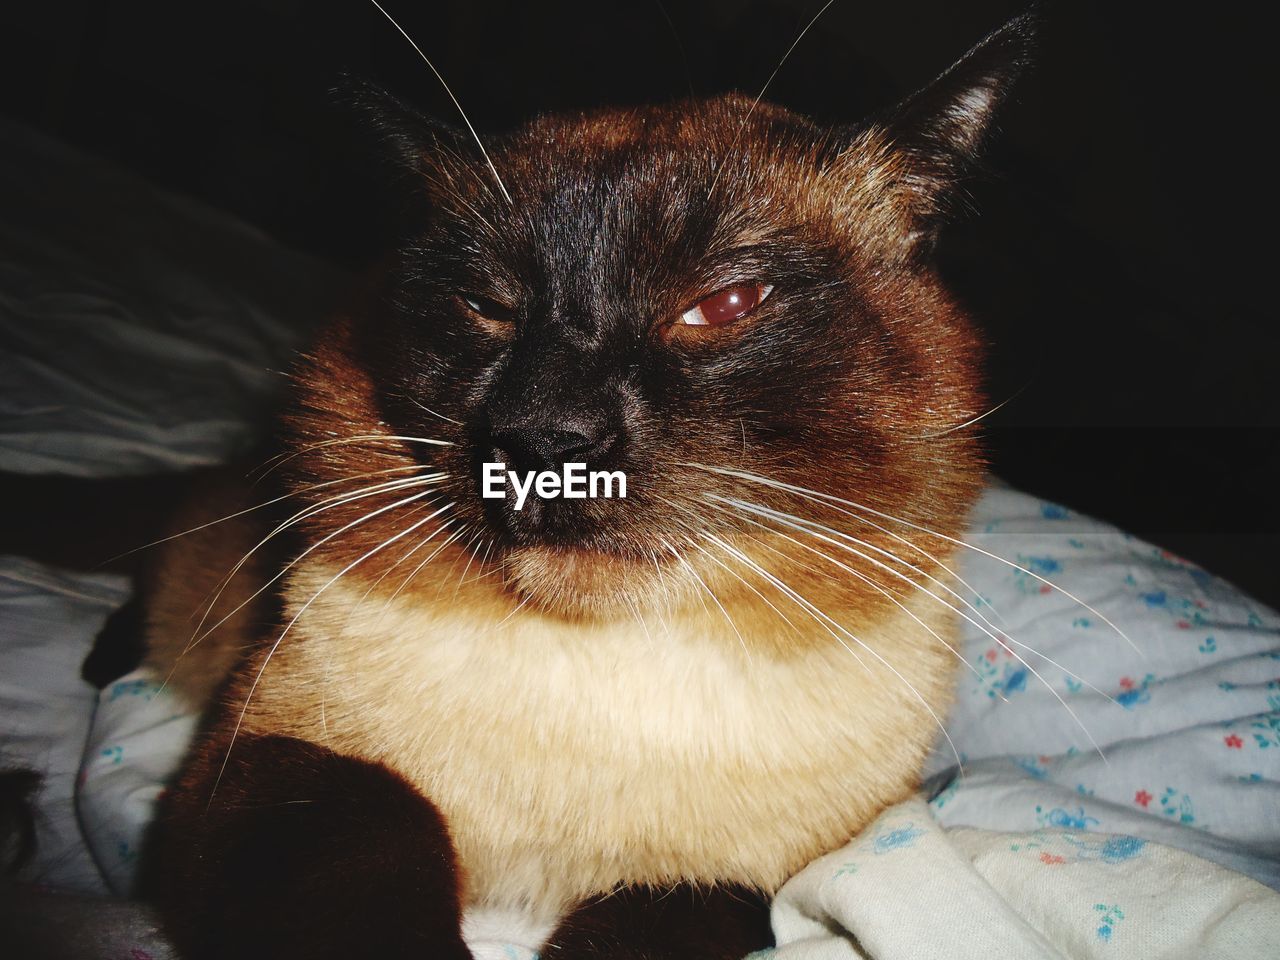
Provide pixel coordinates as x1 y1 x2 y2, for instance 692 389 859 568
1 0 1275 605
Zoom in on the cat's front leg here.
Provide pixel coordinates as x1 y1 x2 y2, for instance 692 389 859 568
150 732 470 960
544 883 774 960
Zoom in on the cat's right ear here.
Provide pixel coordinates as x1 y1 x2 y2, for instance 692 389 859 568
335 74 468 199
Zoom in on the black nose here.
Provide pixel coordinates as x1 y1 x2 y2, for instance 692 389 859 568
489 416 619 475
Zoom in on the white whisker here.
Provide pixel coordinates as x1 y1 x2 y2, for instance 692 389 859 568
494 591 533 627
710 492 1106 694
706 528 964 772
395 392 463 426
696 537 799 633
184 477 444 656
703 496 985 687
775 505 1115 705
692 461 1008 627
106 464 423 565
154 472 442 699
623 592 656 652
210 499 456 803
710 494 1113 761
449 528 487 597
659 534 752 663
463 537 502 583
376 522 473 624
367 0 513 205
647 550 675 638
911 386 1026 440
344 511 459 625
255 433 453 480
657 495 799 635
706 0 839 199
691 463 1138 655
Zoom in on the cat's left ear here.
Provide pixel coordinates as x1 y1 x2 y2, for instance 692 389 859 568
838 9 1037 257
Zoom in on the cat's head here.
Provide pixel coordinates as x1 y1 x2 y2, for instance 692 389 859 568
287 12 1033 622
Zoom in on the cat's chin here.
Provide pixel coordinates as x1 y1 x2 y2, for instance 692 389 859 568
502 544 671 619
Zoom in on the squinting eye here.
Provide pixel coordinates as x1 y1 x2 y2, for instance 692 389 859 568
678 283 774 327
459 293 515 324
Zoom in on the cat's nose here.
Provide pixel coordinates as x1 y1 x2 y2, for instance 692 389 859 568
489 416 619 475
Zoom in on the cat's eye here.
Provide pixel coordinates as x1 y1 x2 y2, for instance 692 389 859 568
678 283 774 328
459 293 516 324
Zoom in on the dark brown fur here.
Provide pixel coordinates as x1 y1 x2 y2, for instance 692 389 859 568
154 732 469 960
548 884 772 959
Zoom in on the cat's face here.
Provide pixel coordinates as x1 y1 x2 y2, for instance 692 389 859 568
288 14 1031 619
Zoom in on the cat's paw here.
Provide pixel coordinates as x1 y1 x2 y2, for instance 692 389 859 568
543 884 772 960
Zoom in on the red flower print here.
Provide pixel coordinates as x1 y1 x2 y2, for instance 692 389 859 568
1225 734 1244 749
1119 677 1134 690
1039 852 1066 865
1134 790 1152 808
986 649 997 662
1176 620 1190 629
1038 584 1052 594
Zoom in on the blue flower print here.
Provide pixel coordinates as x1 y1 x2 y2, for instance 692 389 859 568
1099 836 1145 863
1094 903 1125 942
1036 805 1099 830
1062 834 1145 864
1157 787 1195 824
872 823 925 854
1115 674 1155 709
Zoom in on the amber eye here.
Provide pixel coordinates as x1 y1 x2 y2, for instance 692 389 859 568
678 283 774 327
459 293 515 324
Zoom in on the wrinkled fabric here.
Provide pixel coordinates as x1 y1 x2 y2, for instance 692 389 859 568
77 670 197 895
925 485 1280 890
0 557 130 895
0 117 336 476
762 796 1280 960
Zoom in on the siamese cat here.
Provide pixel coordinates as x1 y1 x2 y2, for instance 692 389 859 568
145 10 1035 959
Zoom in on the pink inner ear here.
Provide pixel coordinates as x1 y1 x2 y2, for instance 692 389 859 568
690 284 767 326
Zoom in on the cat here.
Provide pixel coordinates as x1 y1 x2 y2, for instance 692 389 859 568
143 9 1035 959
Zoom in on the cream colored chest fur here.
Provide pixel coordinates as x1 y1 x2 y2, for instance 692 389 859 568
237 566 956 915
